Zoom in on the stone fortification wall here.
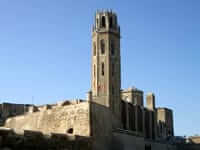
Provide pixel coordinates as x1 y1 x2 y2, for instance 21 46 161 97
112 130 176 150
112 130 145 150
90 102 122 150
90 102 121 150
0 103 32 125
4 101 90 136
121 100 157 140
0 128 92 150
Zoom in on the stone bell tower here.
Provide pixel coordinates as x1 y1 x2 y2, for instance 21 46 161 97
91 10 121 118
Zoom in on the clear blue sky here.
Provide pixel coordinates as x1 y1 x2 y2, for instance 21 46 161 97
0 0 199 136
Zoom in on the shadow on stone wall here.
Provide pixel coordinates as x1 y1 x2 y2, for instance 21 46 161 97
176 143 200 150
0 128 92 150
0 103 35 126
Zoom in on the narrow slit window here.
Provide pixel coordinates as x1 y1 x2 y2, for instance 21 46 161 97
102 63 104 76
93 42 96 56
110 41 115 55
94 65 96 78
100 39 105 54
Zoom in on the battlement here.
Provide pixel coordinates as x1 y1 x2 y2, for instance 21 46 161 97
121 87 144 93
36 99 87 112
0 99 87 116
95 9 117 16
56 99 86 106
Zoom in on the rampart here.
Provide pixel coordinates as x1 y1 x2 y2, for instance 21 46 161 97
4 100 91 136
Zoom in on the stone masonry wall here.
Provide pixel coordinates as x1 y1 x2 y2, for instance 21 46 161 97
4 101 90 136
0 103 31 125
112 130 177 150
90 102 122 150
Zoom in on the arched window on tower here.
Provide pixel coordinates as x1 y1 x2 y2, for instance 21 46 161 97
93 42 96 56
110 40 115 56
100 39 105 54
101 62 104 76
109 16 113 28
102 16 106 28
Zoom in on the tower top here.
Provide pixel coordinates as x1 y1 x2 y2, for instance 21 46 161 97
92 9 120 34
95 9 117 16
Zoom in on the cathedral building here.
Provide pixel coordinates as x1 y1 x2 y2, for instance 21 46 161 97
0 10 175 150
90 10 174 142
